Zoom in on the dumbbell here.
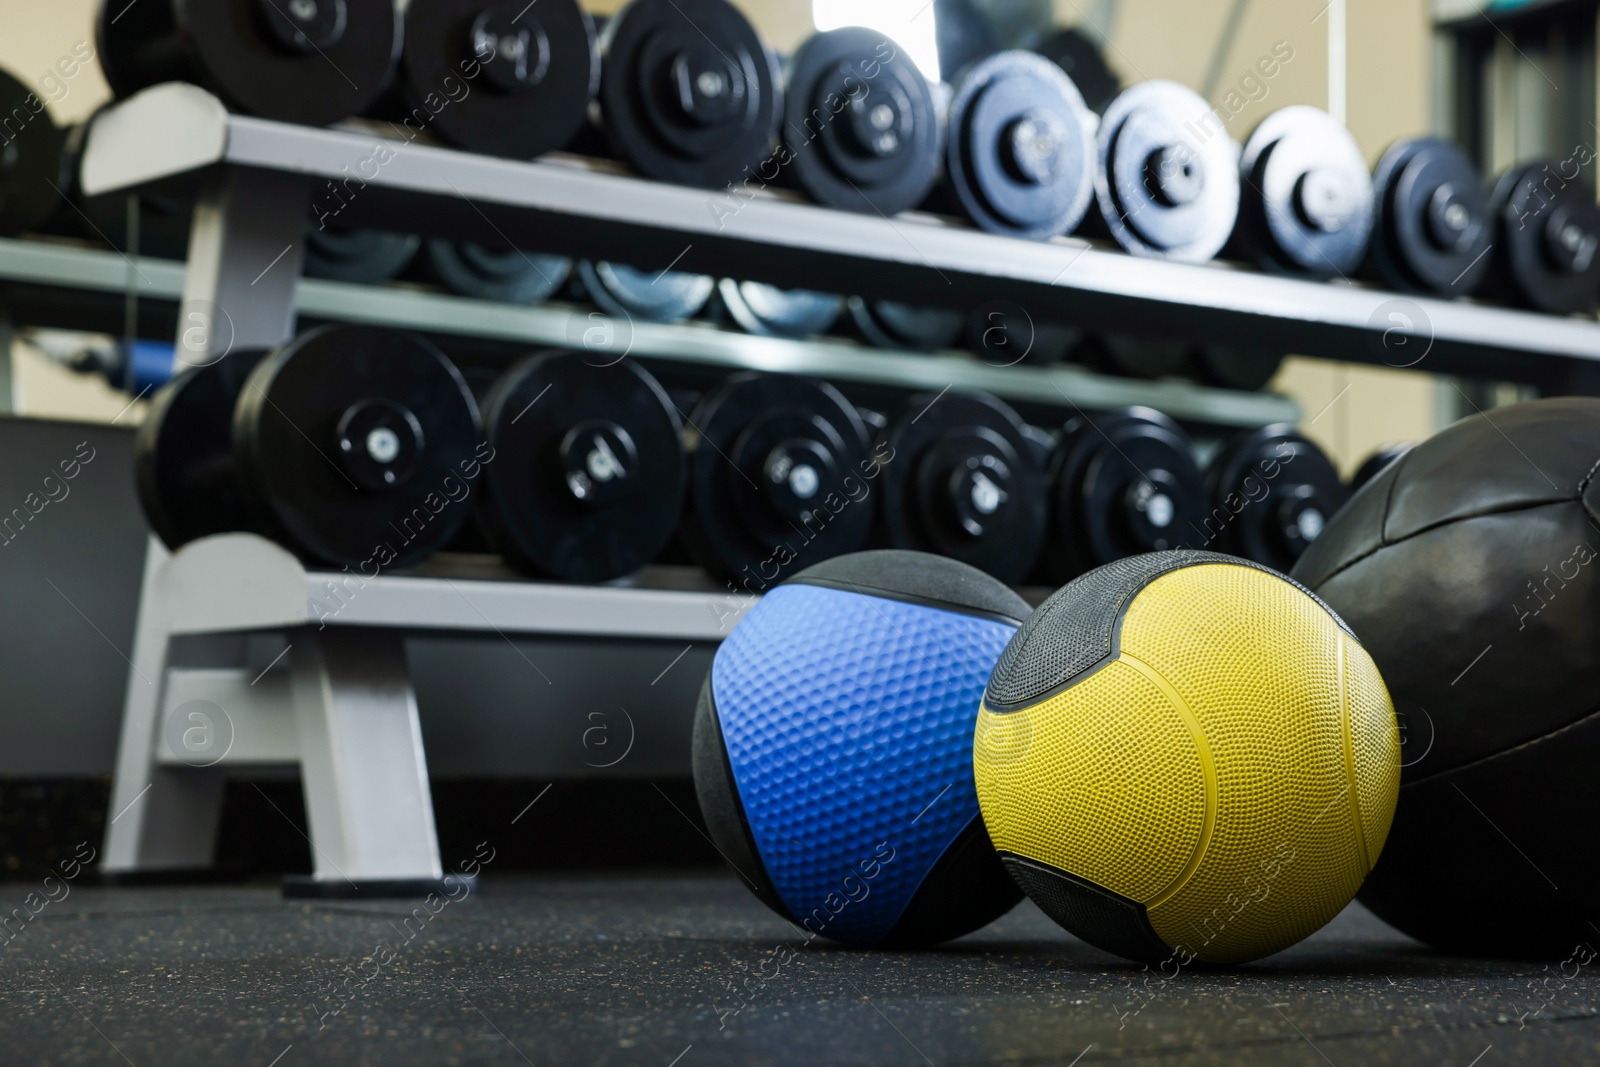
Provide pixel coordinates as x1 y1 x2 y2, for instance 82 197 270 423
945 51 1097 240
96 0 401 126
1232 106 1373 276
303 227 421 285
1095 81 1241 262
878 390 1047 583
1367 138 1492 297
681 372 877 582
847 297 965 351
597 0 782 189
781 28 942 216
137 325 484 570
717 280 844 338
1075 334 1188 379
426 241 573 304
1034 26 1120 115
967 303 1080 366
1349 444 1411 494
578 260 714 323
1190 345 1285 392
0 68 68 238
1203 424 1347 572
476 350 684 582
1041 406 1205 581
1483 162 1600 315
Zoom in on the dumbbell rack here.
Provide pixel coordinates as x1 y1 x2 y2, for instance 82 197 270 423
79 81 1600 896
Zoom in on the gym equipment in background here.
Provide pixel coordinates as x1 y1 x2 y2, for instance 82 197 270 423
1041 406 1204 581
966 306 1079 366
782 28 942 216
1348 444 1412 494
302 227 421 285
693 549 1027 947
0 67 68 238
945 51 1097 240
1094 81 1240 262
717 280 844 338
20 328 177 396
96 0 402 126
1204 424 1347 571
386 0 598 159
682 372 876 582
878 390 1046 584
427 240 573 304
1484 162 1600 315
578 260 715 323
975 550 1399 964
1075 335 1188 380
597 0 782 189
1368 138 1492 298
1295 398 1600 957
1232 106 1374 277
476 351 684 582
1190 345 1285 392
1034 26 1120 114
847 298 966 351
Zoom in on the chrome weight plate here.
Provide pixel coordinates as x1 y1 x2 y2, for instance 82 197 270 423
718 279 844 338
428 240 573 304
578 260 714 323
847 297 965 351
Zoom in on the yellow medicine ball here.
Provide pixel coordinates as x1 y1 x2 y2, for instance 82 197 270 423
974 551 1400 965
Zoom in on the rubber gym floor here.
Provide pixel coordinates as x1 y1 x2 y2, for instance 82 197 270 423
1 871 1593 1066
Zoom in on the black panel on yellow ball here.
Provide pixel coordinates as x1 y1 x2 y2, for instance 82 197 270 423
974 550 1400 965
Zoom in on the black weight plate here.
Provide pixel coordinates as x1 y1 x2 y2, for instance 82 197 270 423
1235 106 1373 276
683 372 874 582
135 349 267 551
394 0 598 158
303 227 420 284
1191 345 1284 391
946 50 1097 239
1034 27 1119 115
879 390 1046 583
428 240 572 303
1348 443 1411 494
1485 162 1600 315
1204 423 1347 572
782 27 941 215
477 351 683 581
967 302 1080 366
233 326 484 569
848 296 965 351
1043 406 1203 580
578 260 714 323
98 0 402 126
1075 334 1187 379
0 68 67 237
598 0 781 188
1369 137 1491 296
718 279 843 337
1095 80 1240 262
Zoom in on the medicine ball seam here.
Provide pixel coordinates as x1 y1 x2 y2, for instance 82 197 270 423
1337 635 1372 873
1400 700 1600 789
1578 454 1600 495
789 575 1027 627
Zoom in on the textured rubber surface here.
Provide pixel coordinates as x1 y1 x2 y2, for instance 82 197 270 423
1001 853 1171 964
789 548 1030 624
976 554 1399 963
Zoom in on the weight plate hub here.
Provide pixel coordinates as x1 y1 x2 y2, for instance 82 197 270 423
394 0 598 158
97 0 401 126
947 50 1097 240
478 350 684 581
233 325 484 569
848 297 965 351
684 372 874 582
879 390 1046 583
1204 423 1347 572
783 27 941 216
303 227 421 284
0 68 68 238
1043 406 1203 581
1095 80 1240 262
579 260 714 323
1487 162 1600 315
429 240 573 304
1235 106 1373 276
598 0 781 189
134 349 268 551
718 279 843 338
1369 137 1492 297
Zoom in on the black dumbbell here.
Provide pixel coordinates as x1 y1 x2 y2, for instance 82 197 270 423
682 372 877 583
1484 162 1600 315
967 302 1080 366
303 227 421 285
596 0 781 189
1042 406 1205 581
1034 26 1120 115
1075 334 1188 379
578 260 714 323
1367 138 1492 297
96 0 401 126
1349 444 1411 493
426 240 573 304
1095 81 1240 262
476 351 684 581
1203 424 1347 572
0 67 68 239
717 280 844 338
945 50 1097 240
1233 106 1373 276
781 27 942 216
378 0 598 159
1190 345 1285 392
878 390 1046 583
847 297 965 351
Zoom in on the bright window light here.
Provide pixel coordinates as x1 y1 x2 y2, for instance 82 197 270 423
812 0 941 82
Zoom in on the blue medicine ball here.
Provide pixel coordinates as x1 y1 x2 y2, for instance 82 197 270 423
692 550 1028 947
